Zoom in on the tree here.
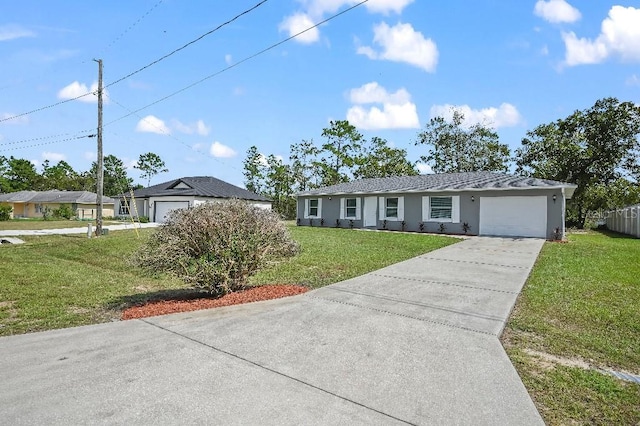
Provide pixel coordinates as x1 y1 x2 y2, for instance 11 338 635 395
319 120 364 186
134 152 168 187
515 97 640 228
90 155 134 196
0 156 10 193
415 110 511 173
40 160 84 191
243 146 267 194
355 137 418 179
264 154 296 219
5 157 39 191
289 139 321 191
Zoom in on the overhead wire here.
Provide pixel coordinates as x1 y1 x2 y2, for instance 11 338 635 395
104 0 369 127
0 0 270 124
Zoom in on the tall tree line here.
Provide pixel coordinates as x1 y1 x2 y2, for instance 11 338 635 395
245 98 640 227
0 152 167 196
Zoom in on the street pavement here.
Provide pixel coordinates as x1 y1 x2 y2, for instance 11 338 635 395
0 236 545 425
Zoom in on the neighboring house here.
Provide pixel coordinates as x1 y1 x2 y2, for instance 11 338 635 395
119 176 271 223
296 172 578 239
0 190 116 219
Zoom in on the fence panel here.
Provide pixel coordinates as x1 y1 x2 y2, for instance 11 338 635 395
606 205 640 238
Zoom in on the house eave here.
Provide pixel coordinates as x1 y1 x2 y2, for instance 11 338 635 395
297 185 578 198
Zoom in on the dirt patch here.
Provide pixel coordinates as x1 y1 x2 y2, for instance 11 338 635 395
122 284 308 320
523 348 593 371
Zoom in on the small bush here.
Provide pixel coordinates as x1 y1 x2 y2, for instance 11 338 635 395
138 216 149 223
132 199 300 295
53 204 75 220
0 203 12 221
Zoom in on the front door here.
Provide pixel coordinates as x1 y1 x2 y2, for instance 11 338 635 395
363 196 377 227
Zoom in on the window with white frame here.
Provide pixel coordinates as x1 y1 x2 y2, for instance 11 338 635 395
304 198 322 218
119 200 130 215
339 197 361 220
35 204 43 213
422 195 460 223
386 197 399 218
379 196 404 221
430 196 452 219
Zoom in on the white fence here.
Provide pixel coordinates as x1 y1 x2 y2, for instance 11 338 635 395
605 205 640 238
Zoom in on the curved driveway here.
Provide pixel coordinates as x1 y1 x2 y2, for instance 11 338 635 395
0 236 544 425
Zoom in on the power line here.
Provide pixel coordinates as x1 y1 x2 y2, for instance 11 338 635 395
99 0 165 56
105 0 369 127
0 134 93 153
0 1 270 125
105 0 269 89
0 130 93 147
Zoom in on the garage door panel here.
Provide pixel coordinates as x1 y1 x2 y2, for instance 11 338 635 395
154 201 189 223
479 196 546 238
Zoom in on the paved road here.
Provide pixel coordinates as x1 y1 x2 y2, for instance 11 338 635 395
0 222 159 237
0 236 544 425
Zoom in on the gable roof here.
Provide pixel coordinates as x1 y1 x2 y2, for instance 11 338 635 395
0 190 116 204
127 176 270 202
297 172 578 197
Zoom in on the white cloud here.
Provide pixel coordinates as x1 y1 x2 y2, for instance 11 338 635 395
626 74 640 87
357 22 438 72
41 152 66 162
563 6 640 66
279 13 320 44
210 141 237 158
224 54 233 65
305 0 413 17
173 119 211 136
84 151 95 161
0 112 28 124
416 163 433 174
346 82 419 130
534 0 581 24
57 81 108 104
429 103 523 129
135 115 170 134
0 24 35 41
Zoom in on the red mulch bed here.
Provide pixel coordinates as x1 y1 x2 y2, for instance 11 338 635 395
121 285 308 320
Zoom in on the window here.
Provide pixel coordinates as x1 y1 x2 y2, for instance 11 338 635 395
346 198 357 218
309 199 319 217
386 197 399 218
422 195 460 223
35 204 43 213
430 196 452 220
304 198 322 218
119 200 130 215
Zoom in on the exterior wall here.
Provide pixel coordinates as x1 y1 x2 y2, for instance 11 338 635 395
12 202 114 219
297 188 566 239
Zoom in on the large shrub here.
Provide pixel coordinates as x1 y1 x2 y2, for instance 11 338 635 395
0 203 12 221
53 204 75 220
132 199 300 295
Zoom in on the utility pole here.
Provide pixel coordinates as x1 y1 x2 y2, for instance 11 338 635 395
93 58 104 237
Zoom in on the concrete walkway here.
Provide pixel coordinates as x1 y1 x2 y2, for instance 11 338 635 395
0 222 159 237
0 237 544 425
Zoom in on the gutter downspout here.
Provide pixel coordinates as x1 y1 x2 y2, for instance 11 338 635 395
561 186 566 240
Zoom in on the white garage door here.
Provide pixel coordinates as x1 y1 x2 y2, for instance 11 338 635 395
154 201 189 223
479 196 547 238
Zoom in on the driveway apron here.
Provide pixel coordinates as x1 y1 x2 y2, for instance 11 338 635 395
0 236 544 425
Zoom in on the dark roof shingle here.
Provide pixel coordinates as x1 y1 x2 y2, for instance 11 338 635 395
297 172 577 196
128 176 270 202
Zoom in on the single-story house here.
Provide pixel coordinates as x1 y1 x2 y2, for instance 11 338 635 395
0 190 116 219
118 176 271 223
296 172 578 239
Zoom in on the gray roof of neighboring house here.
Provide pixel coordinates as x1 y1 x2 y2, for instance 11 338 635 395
126 176 270 202
297 172 578 197
0 190 116 204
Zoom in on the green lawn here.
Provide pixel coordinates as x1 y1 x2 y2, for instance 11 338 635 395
0 226 456 336
0 219 125 231
504 230 640 425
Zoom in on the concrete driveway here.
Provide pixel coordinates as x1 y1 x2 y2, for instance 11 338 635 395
0 236 544 425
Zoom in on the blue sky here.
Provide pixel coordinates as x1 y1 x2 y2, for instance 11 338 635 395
1 0 639 188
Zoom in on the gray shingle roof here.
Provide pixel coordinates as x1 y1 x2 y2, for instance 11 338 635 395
127 176 270 202
297 172 577 196
0 190 116 204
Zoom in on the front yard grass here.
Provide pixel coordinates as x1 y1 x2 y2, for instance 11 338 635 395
0 226 457 336
504 230 640 425
0 219 125 231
